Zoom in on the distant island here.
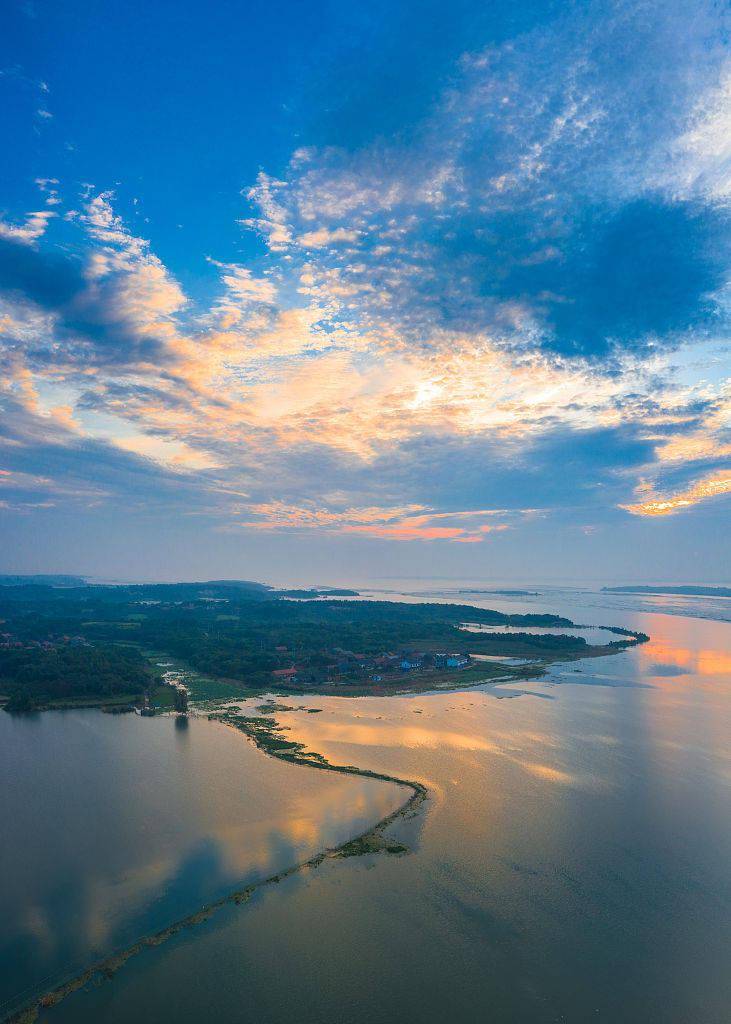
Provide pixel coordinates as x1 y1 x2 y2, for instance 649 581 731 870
0 579 646 712
603 585 731 598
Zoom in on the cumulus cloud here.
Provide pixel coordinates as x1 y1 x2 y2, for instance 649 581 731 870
0 210 55 245
79 193 187 333
298 227 361 248
208 259 278 310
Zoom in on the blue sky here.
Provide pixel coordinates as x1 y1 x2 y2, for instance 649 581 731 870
0 0 729 583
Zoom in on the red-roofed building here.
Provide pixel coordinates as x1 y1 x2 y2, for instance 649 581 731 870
272 667 298 682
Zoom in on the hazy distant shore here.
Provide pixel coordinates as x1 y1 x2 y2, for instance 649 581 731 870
602 585 731 598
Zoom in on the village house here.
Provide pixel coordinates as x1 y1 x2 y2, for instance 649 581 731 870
400 653 424 671
272 667 298 684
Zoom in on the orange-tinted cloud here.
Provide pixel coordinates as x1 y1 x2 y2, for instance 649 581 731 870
621 470 731 516
4 187 729 541
343 524 468 540
228 500 514 542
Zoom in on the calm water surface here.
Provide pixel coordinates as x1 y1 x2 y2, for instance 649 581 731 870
5 586 731 1024
0 713 403 1018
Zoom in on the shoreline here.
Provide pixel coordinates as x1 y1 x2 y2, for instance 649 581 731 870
178 632 648 705
2 711 427 1024
261 632 648 699
1 625 648 713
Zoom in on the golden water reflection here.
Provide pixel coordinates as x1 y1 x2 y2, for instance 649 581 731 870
640 640 731 677
0 712 404 1011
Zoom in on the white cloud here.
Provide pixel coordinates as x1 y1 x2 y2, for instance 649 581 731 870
297 226 360 248
78 193 187 341
208 259 278 312
0 210 55 245
671 66 731 200
240 172 293 249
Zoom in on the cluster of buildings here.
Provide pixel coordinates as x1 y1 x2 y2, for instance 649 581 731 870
399 651 470 671
272 649 472 688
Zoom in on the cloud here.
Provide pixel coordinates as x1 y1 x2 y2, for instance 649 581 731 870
240 172 293 250
238 1 731 362
79 194 187 338
343 523 468 540
207 259 278 312
665 66 731 200
0 210 55 245
1 185 727 535
620 470 731 516
114 435 222 472
0 237 84 307
298 227 360 248
489 199 730 357
1 1 730 544
229 499 514 542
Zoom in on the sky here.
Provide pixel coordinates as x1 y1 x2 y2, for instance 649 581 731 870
0 0 729 585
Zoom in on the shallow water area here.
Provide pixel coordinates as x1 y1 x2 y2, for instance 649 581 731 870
460 622 626 644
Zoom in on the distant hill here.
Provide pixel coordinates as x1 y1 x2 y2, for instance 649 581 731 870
0 574 87 587
0 579 360 603
603 585 731 598
0 577 358 596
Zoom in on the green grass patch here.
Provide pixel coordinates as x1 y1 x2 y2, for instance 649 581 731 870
151 685 177 708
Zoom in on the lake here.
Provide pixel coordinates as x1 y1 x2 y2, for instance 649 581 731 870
0 712 404 1019
3 585 730 1024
